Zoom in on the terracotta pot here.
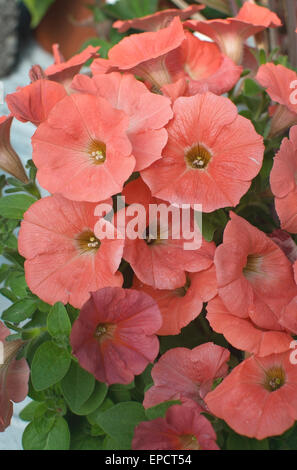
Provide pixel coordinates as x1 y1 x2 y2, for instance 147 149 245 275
34 0 98 59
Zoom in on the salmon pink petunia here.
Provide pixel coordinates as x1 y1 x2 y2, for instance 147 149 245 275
0 322 29 432
18 194 124 308
133 264 217 336
71 72 172 171
141 92 264 212
113 5 205 33
32 93 134 202
205 351 297 439
165 31 242 96
70 287 162 385
106 17 186 90
207 295 293 357
0 115 28 183
132 403 219 450
270 126 297 233
114 178 215 290
143 343 229 410
185 3 281 64
6 79 67 127
214 212 297 321
256 63 297 136
45 44 100 90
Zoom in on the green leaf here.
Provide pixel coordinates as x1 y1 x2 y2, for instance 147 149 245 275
226 431 269 450
61 361 95 412
145 400 180 421
0 194 36 219
20 401 42 422
103 0 158 20
243 78 262 97
2 299 37 323
72 381 108 416
198 209 228 242
94 402 146 449
31 341 71 391
22 0 55 28
47 302 71 339
22 416 70 450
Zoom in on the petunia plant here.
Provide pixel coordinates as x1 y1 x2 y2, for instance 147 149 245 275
1 0 297 451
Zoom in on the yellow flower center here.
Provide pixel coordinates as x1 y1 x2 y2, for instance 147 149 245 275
179 434 202 450
263 366 286 392
243 254 263 279
185 144 212 170
88 140 106 165
94 323 115 343
76 230 100 254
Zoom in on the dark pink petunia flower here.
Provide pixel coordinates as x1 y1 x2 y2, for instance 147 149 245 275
132 403 219 450
70 287 162 385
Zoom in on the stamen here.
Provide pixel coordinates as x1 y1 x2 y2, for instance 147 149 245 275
76 230 100 253
185 143 212 170
88 140 106 165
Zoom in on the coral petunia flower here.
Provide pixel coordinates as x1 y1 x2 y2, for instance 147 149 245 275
132 403 219 450
256 63 297 136
164 31 242 97
32 93 134 202
6 79 67 127
18 194 124 308
185 3 281 64
214 212 297 321
0 115 28 183
0 322 29 432
133 264 217 336
270 126 297 233
70 287 162 385
207 295 293 357
115 178 215 290
45 44 100 90
141 92 264 212
106 17 186 90
143 343 229 410
71 72 172 171
205 351 297 439
113 5 205 33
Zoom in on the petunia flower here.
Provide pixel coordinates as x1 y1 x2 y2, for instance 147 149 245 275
44 44 100 90
164 31 242 97
133 264 217 336
270 125 297 233
0 322 29 432
141 92 264 213
205 351 297 439
105 17 186 90
18 194 124 308
143 343 230 410
185 3 281 64
114 178 215 290
32 93 134 202
71 72 172 171
0 115 28 183
6 79 67 127
132 403 219 450
256 63 297 136
113 5 205 33
70 287 162 385
214 212 297 321
207 295 293 357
